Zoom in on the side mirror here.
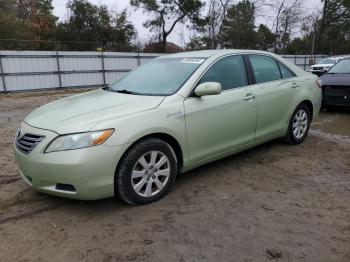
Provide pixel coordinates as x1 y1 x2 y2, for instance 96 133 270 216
194 82 222 97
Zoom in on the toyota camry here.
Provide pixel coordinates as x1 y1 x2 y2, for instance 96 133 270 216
14 50 322 205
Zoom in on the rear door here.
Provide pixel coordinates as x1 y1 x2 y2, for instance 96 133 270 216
247 54 300 139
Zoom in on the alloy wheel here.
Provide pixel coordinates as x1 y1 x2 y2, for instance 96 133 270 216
131 151 171 197
293 109 308 139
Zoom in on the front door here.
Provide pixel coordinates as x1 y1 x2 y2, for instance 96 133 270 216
184 55 258 163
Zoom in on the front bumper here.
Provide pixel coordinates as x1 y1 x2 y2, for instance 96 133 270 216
14 123 130 200
322 86 350 106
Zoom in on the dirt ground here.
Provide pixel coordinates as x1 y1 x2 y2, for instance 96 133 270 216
0 89 349 262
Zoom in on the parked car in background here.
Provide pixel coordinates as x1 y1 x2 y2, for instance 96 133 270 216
310 56 350 75
320 58 350 107
14 50 322 205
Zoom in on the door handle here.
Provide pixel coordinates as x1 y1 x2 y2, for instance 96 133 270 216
291 82 299 88
243 94 255 101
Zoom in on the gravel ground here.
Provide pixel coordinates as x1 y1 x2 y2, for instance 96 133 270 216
0 89 349 262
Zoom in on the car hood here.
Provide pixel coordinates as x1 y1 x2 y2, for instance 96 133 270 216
25 89 166 134
310 63 334 68
320 73 350 86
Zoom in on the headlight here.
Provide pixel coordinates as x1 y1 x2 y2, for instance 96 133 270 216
45 129 114 153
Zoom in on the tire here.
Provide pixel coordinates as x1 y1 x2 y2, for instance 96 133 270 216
115 138 178 205
284 103 311 145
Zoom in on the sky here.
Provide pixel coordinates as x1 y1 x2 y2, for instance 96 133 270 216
52 0 322 46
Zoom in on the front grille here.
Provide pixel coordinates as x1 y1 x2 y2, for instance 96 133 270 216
16 133 45 154
312 67 323 71
324 85 350 95
323 85 350 106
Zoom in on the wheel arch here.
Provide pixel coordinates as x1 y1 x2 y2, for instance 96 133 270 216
115 132 184 178
300 99 314 119
285 99 314 135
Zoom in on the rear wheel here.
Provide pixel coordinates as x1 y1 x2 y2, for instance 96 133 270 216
115 138 178 205
284 103 311 144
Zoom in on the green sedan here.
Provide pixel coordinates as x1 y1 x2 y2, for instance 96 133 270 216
14 50 322 205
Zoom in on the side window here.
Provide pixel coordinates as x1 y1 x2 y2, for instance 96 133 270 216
200 55 248 90
249 55 282 84
279 62 295 79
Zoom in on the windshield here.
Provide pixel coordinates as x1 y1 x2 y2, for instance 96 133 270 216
108 57 206 95
318 58 336 64
328 59 350 74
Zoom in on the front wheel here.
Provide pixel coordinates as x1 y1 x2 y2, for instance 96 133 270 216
284 104 311 145
115 138 178 205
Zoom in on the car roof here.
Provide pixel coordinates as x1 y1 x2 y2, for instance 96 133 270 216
326 55 350 60
158 49 277 59
157 49 307 77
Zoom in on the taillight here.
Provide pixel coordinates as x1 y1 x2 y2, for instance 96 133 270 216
316 79 322 88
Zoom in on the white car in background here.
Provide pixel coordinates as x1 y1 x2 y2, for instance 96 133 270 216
309 56 350 75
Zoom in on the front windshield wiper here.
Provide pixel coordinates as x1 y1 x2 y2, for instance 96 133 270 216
105 87 162 96
115 89 141 95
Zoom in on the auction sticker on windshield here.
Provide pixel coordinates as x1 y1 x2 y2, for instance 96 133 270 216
180 58 205 64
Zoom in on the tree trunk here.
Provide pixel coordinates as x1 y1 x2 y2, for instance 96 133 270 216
160 32 167 52
317 0 328 53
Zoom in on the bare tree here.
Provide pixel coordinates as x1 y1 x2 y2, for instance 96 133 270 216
301 11 321 38
301 11 321 61
131 0 204 50
189 0 232 49
261 0 304 53
207 0 232 48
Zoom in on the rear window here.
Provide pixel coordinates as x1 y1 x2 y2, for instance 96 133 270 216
249 55 282 84
279 63 295 79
